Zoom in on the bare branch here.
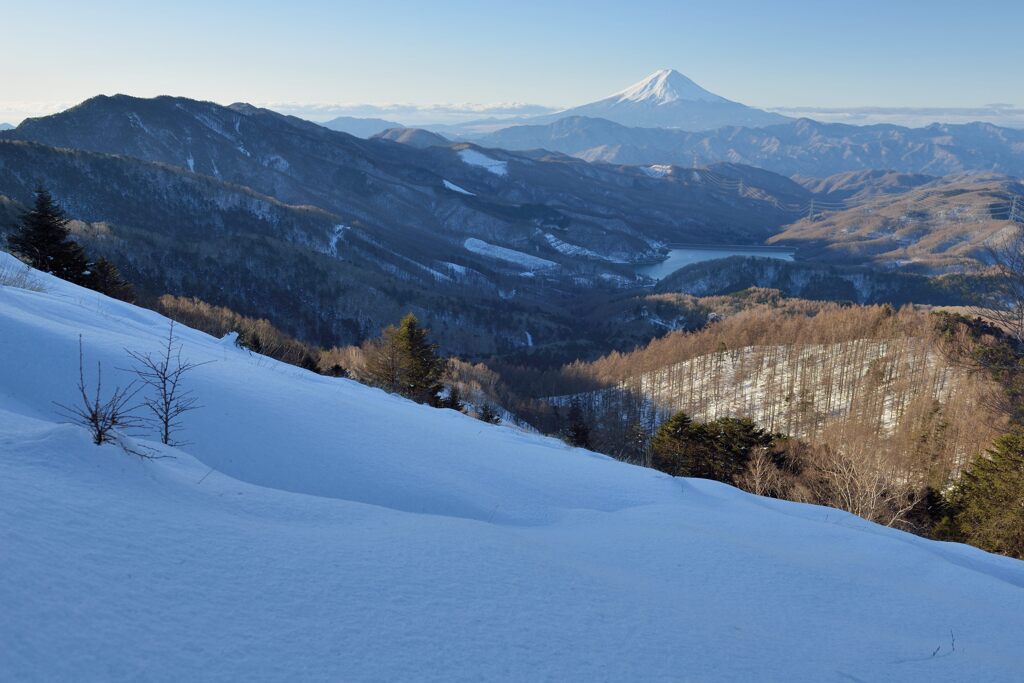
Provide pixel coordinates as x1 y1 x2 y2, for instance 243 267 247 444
55 336 143 448
124 321 211 446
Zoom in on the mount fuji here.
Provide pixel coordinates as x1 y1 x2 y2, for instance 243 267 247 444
542 68 790 130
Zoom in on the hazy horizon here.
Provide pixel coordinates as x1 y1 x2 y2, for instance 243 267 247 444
3 0 1024 128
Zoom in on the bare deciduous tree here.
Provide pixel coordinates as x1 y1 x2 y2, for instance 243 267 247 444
974 225 1024 344
736 447 787 498
56 337 142 448
126 322 209 446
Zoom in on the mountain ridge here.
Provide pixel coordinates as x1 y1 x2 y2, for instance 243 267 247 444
477 115 1024 177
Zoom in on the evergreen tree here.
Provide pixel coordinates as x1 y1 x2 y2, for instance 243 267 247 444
440 385 465 412
563 399 591 448
87 257 136 302
8 187 89 284
936 430 1024 558
652 412 774 484
478 402 501 425
394 313 445 405
362 313 445 405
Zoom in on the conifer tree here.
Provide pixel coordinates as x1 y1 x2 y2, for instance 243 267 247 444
361 313 445 405
652 412 773 484
394 313 445 405
87 257 136 302
441 385 465 412
478 402 501 425
7 187 89 284
564 399 591 448
937 430 1024 558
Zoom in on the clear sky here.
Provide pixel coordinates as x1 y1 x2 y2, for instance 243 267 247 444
3 0 1023 125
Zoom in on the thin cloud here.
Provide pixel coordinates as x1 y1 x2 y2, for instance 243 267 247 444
770 104 1024 128
0 101 79 126
259 102 560 126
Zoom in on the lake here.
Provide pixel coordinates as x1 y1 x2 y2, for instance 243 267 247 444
635 245 795 281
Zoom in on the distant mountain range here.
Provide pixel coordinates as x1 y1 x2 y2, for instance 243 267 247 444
321 115 403 138
371 127 449 148
535 69 789 130
476 116 1024 177
0 123 13 131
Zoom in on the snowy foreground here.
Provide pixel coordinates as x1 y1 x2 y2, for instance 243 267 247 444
2 254 1023 682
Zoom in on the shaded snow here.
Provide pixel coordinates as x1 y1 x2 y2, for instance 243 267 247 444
442 179 475 196
2 251 1024 681
330 224 349 256
464 237 557 270
458 148 508 176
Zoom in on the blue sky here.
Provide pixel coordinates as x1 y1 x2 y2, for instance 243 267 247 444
3 0 1023 125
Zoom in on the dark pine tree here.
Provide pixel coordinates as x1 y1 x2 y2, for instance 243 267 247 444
651 412 774 484
564 399 591 448
8 187 89 284
87 257 136 302
936 430 1024 559
441 384 465 412
478 402 501 425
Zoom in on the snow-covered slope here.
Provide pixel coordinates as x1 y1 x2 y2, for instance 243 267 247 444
610 68 727 104
2 253 1024 682
546 69 790 130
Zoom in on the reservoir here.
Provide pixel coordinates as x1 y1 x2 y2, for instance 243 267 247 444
635 245 795 280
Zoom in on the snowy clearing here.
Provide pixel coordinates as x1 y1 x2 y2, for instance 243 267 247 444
442 179 475 196
1 251 1024 682
458 148 508 176
642 164 674 178
463 237 557 270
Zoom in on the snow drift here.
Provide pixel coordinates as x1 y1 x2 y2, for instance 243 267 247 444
1 251 1023 682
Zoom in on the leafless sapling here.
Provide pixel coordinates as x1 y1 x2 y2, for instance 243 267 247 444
126 322 210 446
56 336 142 447
974 224 1024 345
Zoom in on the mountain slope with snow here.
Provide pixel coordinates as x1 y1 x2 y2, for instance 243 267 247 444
544 69 790 130
2 253 1024 682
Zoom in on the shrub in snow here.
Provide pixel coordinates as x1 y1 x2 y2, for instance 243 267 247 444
0 261 46 292
126 322 209 446
56 338 142 449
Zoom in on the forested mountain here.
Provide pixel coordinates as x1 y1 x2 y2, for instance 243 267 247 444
654 257 975 304
477 116 1024 177
0 95 829 356
770 175 1024 272
321 115 403 138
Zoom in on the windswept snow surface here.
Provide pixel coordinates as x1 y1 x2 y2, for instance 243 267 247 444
463 237 557 270
458 148 508 176
442 179 475 196
2 251 1024 682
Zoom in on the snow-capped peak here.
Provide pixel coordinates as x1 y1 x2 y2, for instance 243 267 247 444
610 69 727 105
